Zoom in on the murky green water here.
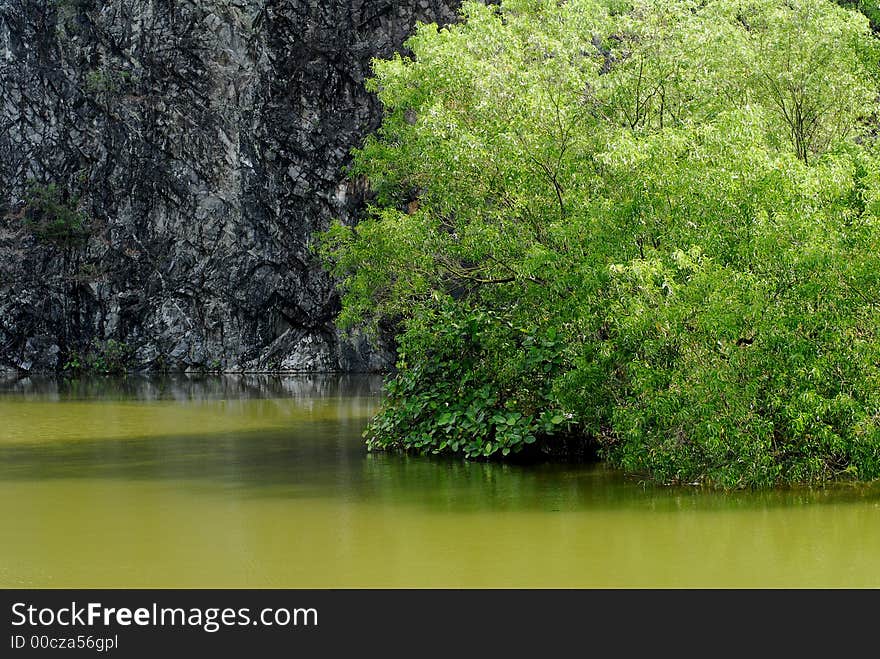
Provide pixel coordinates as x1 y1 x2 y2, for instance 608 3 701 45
1 374 879 588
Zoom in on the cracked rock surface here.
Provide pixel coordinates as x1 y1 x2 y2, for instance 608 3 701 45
0 0 462 373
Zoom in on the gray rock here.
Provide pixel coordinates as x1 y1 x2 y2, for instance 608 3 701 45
18 335 61 371
0 0 464 373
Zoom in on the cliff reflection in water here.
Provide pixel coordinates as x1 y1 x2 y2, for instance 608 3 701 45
0 372 384 402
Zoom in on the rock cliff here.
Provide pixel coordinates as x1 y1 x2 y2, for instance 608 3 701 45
0 0 462 372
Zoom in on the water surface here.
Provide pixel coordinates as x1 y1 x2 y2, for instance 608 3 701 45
1 374 878 587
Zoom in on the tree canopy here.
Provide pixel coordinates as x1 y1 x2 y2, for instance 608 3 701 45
320 0 880 487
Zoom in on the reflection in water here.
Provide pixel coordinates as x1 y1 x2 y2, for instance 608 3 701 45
0 372 383 401
0 374 878 587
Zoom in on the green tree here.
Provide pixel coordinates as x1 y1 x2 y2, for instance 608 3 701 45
320 0 880 486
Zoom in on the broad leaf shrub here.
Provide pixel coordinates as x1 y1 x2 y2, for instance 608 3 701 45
365 303 575 458
320 0 880 486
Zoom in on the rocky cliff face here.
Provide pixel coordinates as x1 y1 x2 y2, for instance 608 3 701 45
0 0 462 373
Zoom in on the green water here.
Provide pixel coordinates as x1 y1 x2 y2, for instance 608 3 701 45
1 374 878 588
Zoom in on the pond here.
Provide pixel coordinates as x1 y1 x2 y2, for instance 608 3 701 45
1 374 878 587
